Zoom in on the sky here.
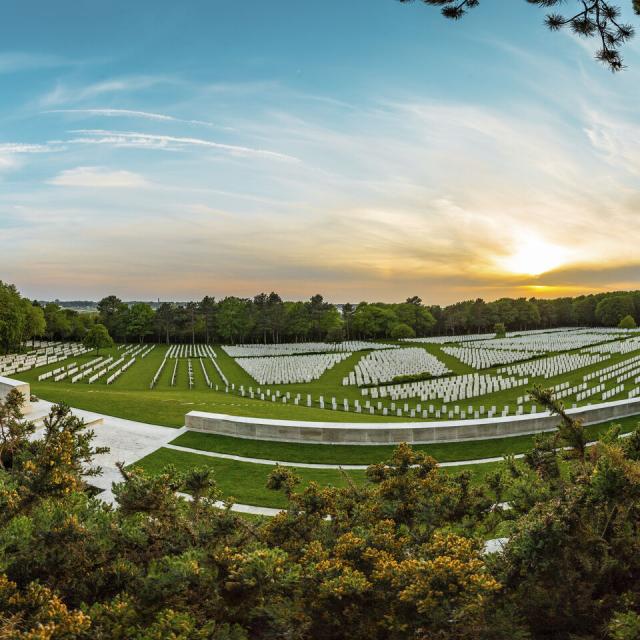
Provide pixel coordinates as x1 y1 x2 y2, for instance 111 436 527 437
1 0 640 304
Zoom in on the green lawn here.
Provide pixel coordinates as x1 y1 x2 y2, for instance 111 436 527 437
133 447 501 508
133 447 368 508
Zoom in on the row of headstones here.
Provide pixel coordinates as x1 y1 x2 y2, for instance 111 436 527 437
348 348 450 386
585 336 640 355
107 357 136 385
235 352 350 385
51 355 107 383
441 346 545 369
365 374 529 403
610 364 640 386
150 358 168 389
467 331 619 353
39 361 77 382
233 385 545 419
1 345 89 376
403 327 616 348
587 354 640 384
602 384 626 401
187 359 194 389
577 384 606 402
497 352 609 379
167 344 216 359
222 341 397 358
72 356 115 384
200 358 212 388
160 356 219 389
209 356 228 386
1 341 76 365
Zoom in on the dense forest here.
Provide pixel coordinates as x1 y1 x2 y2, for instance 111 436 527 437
3 280 640 352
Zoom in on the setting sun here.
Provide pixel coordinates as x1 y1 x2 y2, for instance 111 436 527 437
499 235 569 276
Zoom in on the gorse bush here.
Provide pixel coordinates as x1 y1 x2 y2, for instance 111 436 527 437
1 387 640 638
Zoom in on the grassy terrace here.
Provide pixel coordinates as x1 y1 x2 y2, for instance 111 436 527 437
17 336 640 430
14 339 640 511
22 346 410 427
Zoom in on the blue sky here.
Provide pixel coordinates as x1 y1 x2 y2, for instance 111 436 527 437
1 0 639 303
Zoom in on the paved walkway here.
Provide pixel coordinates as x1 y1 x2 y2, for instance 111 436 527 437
29 401 281 515
30 401 188 505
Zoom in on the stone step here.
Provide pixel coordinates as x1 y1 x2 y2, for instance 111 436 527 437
26 413 104 440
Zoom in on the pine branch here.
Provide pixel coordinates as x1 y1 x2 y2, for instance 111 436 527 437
396 0 637 71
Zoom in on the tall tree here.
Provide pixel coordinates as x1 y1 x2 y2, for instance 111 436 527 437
596 294 636 325
0 282 26 353
97 295 128 341
185 302 199 345
127 303 155 343
21 301 46 347
154 303 175 344
199 296 217 343
83 324 114 355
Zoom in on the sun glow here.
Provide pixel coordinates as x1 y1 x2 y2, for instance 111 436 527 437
499 235 570 276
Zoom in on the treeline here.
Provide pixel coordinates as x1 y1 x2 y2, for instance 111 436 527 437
96 290 640 344
0 281 47 353
432 292 640 334
4 279 640 351
0 281 98 354
96 293 438 344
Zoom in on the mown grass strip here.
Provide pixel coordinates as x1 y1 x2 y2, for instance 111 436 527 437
171 413 640 464
133 447 367 508
133 447 501 508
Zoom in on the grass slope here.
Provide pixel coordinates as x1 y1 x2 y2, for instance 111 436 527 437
133 447 500 508
18 339 640 428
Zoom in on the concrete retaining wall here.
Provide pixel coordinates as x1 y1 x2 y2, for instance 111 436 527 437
185 397 640 445
0 376 31 413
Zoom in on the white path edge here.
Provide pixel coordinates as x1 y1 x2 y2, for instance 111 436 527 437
164 442 510 468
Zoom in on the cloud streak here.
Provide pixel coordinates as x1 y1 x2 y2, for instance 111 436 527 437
45 108 216 128
48 166 148 188
65 129 300 162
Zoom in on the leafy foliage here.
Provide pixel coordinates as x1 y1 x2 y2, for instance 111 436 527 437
83 323 115 355
3 381 640 636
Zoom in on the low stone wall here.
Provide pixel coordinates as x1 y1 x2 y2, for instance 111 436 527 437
185 397 640 445
0 376 31 414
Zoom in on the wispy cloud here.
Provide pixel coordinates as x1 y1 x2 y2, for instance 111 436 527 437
48 166 148 188
0 143 58 154
38 76 176 107
583 109 640 176
0 142 63 173
65 129 300 162
45 108 215 128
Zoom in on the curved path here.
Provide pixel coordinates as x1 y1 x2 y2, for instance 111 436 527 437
164 443 507 469
28 400 638 516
